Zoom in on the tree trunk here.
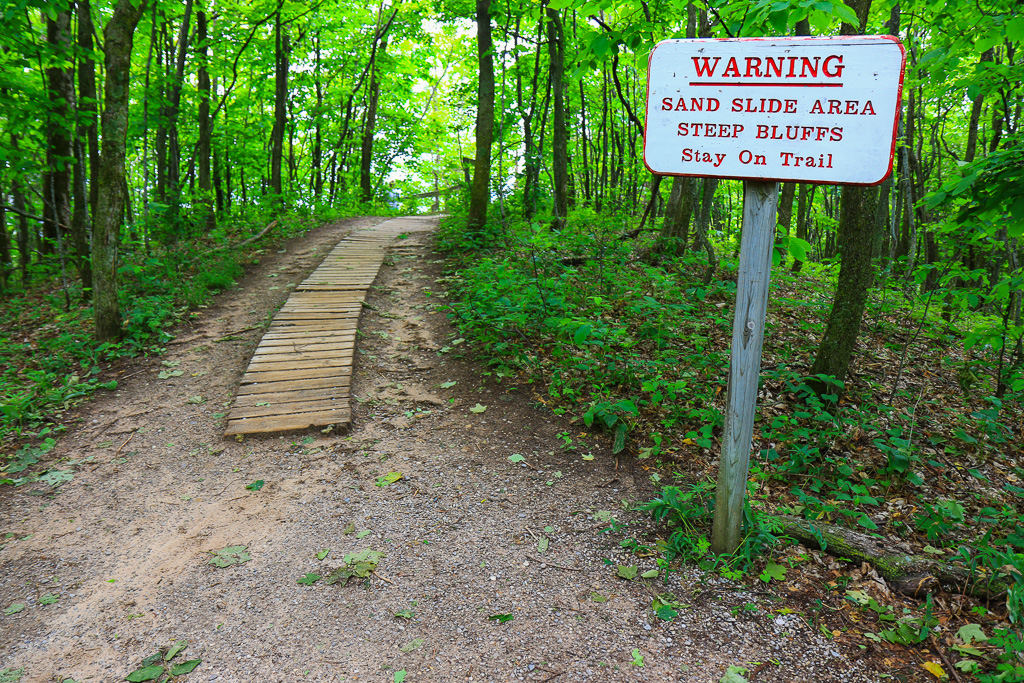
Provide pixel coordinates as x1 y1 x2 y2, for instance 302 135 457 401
166 0 194 221
93 0 148 342
694 178 719 284
809 183 879 389
467 0 495 234
269 11 288 199
546 7 568 230
212 76 225 215
197 6 214 231
312 36 324 198
78 0 100 217
44 9 74 257
360 35 385 203
10 133 30 285
657 177 694 254
807 0 879 393
0 199 9 291
777 181 796 240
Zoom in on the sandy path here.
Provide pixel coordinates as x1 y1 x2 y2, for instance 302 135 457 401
0 217 876 682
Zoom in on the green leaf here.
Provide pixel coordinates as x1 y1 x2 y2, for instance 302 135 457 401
400 638 425 652
537 537 549 553
832 1 859 25
165 639 188 661
208 545 251 568
245 480 265 491
356 530 371 538
469 403 487 413
393 671 407 683
316 548 331 561
508 454 525 463
759 562 787 583
617 565 638 580
157 370 183 379
631 648 644 667
720 665 749 683
957 623 987 645
1006 16 1024 42
186 395 205 404
375 471 403 486
591 592 608 603
573 323 592 345
655 604 677 621
38 593 58 605
487 613 514 623
3 603 24 615
395 609 414 619
125 666 164 682
641 569 659 579
439 380 457 388
168 659 202 676
297 573 321 585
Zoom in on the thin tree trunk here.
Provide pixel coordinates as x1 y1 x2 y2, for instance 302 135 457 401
269 10 288 199
694 178 720 284
0 199 9 291
94 0 148 342
547 7 568 230
656 176 695 254
78 0 100 217
807 0 879 392
10 132 30 284
312 35 323 197
44 8 74 257
167 0 194 220
467 0 495 234
359 34 385 203
197 6 214 231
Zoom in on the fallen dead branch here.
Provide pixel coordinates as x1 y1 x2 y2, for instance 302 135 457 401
777 515 1012 599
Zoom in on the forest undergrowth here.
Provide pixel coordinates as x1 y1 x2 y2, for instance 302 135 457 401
438 208 1024 682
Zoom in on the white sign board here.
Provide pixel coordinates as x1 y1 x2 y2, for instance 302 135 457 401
643 36 906 185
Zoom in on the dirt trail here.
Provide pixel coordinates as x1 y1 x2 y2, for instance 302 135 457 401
0 217 877 682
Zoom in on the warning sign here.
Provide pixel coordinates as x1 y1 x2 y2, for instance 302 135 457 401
643 36 906 185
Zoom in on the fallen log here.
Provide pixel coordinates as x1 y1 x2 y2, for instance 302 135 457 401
777 515 1013 600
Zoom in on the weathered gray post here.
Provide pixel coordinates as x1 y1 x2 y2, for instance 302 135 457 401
642 36 906 554
711 180 779 554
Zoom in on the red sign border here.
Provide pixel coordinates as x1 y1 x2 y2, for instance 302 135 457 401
642 35 907 187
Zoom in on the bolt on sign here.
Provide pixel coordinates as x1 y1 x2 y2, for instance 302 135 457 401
643 36 906 185
641 36 905 554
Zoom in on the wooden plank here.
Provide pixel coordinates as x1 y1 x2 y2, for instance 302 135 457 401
224 408 351 435
233 385 348 407
245 358 352 372
249 347 354 363
257 333 356 344
240 366 352 383
265 324 361 334
236 376 351 395
228 397 347 420
255 337 355 349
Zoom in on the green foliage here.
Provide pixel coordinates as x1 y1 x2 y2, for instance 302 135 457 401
640 483 780 575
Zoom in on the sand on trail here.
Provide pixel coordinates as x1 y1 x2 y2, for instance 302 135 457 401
0 217 878 682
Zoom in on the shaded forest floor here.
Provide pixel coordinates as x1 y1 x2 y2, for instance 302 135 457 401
0 215 1016 682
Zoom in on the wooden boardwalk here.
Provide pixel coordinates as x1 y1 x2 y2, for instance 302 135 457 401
224 217 433 436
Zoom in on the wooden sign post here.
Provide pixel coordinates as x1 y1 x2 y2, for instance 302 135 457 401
643 36 905 554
